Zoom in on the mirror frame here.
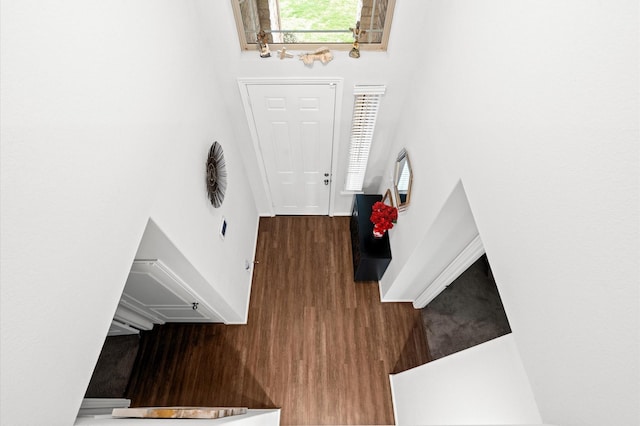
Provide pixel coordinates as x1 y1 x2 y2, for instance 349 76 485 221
381 188 395 207
394 149 413 211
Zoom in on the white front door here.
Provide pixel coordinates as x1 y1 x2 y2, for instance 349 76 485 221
246 84 336 215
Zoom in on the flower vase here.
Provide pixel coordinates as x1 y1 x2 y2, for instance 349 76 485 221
370 200 397 240
372 229 385 239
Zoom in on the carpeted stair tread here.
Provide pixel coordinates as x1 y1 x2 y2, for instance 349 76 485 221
422 254 511 361
85 334 140 398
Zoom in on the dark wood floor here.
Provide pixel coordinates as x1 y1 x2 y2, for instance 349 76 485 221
127 216 430 425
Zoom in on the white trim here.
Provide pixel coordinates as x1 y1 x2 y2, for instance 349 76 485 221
381 298 415 303
237 78 343 216
389 373 399 426
238 80 276 217
328 81 343 217
77 398 131 417
238 215 261 325
379 274 414 303
353 85 387 95
108 319 140 336
413 234 485 308
114 304 154 331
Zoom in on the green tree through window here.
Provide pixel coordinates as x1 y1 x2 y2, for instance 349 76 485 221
278 0 359 43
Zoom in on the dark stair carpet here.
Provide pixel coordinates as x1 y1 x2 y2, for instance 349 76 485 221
85 334 140 398
422 254 511 361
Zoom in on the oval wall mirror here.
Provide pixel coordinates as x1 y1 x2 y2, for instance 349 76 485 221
394 149 413 211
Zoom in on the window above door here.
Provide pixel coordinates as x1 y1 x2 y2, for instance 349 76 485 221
231 0 396 51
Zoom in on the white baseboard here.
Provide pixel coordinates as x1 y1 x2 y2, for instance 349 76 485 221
414 234 484 309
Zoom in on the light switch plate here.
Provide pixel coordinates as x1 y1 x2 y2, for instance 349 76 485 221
219 217 227 240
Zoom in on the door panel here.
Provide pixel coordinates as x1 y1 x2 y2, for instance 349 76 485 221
120 260 219 323
247 84 335 215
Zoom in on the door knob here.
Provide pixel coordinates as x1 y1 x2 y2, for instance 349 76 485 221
324 179 329 185
192 302 199 310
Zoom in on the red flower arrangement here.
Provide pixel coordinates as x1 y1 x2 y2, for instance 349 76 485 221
370 201 398 238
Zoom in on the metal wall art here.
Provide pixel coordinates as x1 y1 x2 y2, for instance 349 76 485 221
206 142 227 208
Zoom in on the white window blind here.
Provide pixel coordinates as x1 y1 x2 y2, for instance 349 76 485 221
344 85 386 191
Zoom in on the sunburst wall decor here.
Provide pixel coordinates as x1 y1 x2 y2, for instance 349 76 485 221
206 141 227 208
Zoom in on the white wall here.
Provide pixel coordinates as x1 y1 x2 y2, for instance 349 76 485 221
380 1 639 425
134 220 236 322
198 5 638 424
195 1 433 216
141 8 260 321
1 1 258 425
3 0 638 425
381 180 480 301
391 335 541 425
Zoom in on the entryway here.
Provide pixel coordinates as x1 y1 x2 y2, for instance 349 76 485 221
239 79 342 215
125 216 429 425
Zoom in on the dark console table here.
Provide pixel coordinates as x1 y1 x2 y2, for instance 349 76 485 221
350 194 392 281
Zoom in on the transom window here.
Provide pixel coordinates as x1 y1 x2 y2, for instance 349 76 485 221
232 0 395 51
